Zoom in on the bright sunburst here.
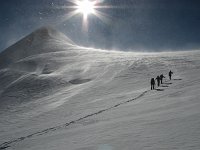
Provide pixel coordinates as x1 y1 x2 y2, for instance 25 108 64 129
77 0 95 18
61 0 113 30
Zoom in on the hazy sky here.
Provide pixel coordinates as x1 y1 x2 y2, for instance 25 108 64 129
0 0 200 52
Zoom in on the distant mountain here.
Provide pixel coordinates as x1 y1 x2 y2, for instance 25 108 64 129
0 26 75 68
0 27 86 106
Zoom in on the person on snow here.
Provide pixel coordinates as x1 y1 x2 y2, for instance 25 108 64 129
151 78 155 90
169 70 173 80
156 76 161 87
160 74 165 84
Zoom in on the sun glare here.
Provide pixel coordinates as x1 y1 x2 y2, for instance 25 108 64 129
61 0 114 31
77 0 95 17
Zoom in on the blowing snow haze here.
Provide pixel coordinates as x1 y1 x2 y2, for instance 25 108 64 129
0 0 200 52
0 25 200 150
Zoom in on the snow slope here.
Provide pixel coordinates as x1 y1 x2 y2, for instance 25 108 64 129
0 27 200 150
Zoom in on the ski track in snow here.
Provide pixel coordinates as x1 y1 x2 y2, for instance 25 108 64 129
0 89 151 149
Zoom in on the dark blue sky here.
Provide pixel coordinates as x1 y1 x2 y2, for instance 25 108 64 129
0 0 200 52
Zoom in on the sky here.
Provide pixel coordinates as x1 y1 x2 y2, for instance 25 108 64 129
0 0 200 52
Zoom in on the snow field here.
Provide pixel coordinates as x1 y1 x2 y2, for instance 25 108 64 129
0 27 200 149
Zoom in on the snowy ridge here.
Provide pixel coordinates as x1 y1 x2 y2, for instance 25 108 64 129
0 27 200 150
0 27 91 106
0 26 74 68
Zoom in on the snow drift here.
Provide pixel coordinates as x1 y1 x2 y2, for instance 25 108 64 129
0 26 91 106
0 27 200 150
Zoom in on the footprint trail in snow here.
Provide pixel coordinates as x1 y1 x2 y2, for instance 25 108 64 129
0 90 150 149
0 78 179 150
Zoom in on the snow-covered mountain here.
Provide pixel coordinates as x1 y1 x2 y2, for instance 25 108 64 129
0 27 200 150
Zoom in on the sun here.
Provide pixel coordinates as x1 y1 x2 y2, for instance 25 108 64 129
77 0 95 18
60 0 114 31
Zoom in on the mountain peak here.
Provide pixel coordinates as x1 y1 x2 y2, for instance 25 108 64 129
0 26 75 68
31 26 74 44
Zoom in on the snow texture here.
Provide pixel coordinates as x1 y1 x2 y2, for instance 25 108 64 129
0 26 200 150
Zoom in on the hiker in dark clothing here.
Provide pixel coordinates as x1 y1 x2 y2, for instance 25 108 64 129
151 78 155 90
160 74 165 84
169 70 173 80
156 76 161 87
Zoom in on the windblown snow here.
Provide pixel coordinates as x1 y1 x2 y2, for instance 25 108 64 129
0 27 200 150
